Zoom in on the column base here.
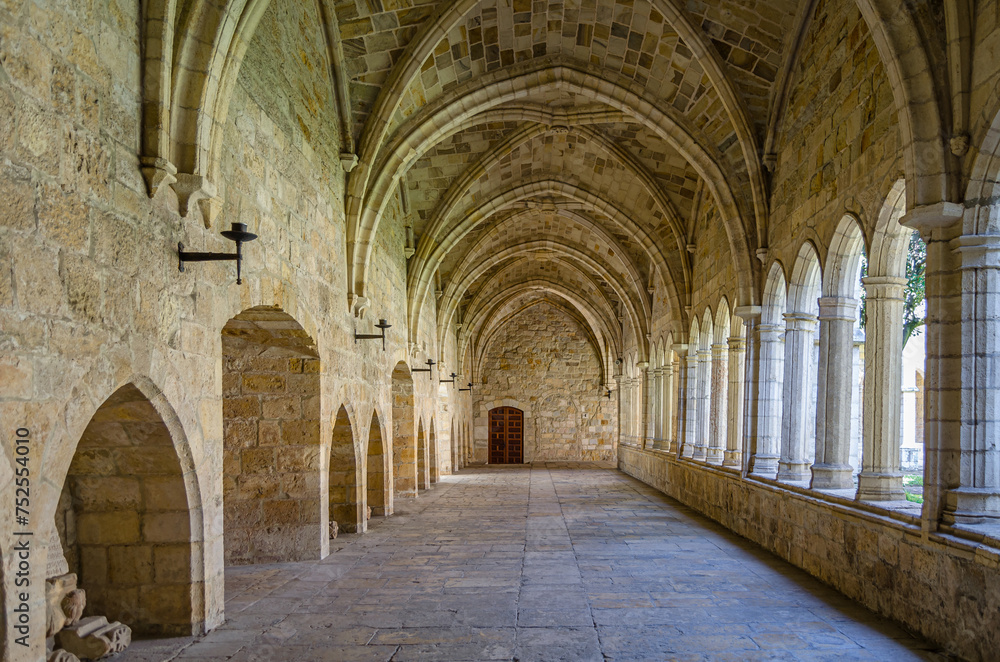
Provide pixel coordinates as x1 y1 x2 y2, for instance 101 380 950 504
691 444 708 461
680 444 695 458
855 472 905 501
810 463 854 489
722 450 741 468
749 454 779 478
706 448 724 465
667 441 678 454
942 487 1000 524
776 461 811 482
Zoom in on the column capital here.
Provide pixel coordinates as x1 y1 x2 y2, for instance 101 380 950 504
817 296 858 321
758 322 784 336
734 305 762 320
900 201 964 234
782 312 819 330
862 276 907 299
636 361 650 371
672 343 688 353
711 341 729 353
727 336 746 350
951 234 1000 269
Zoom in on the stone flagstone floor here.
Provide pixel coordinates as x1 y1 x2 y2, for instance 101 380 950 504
114 462 949 661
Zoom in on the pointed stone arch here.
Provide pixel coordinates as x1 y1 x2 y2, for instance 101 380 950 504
366 409 388 518
330 404 362 533
55 382 202 635
416 419 428 492
429 419 438 484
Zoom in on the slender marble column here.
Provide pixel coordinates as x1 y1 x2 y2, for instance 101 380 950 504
723 336 745 468
640 362 654 449
693 346 712 461
652 368 663 448
778 313 818 481
661 360 675 452
682 346 699 458
946 235 1000 522
811 297 858 488
750 323 784 477
670 346 686 454
856 276 907 501
707 342 728 465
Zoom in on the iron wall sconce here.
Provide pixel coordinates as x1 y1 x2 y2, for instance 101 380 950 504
354 319 391 350
440 372 458 385
606 389 612 399
178 222 258 284
411 359 435 377
458 382 473 392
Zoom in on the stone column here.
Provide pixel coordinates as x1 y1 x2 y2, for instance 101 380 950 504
660 360 674 451
750 322 783 477
650 368 660 447
707 342 728 465
811 297 858 488
945 235 1000 522
681 345 699 458
692 346 711 461
640 362 653 449
778 313 818 481
856 276 907 501
670 345 686 454
723 336 745 468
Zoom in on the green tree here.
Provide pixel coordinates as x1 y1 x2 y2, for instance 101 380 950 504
858 231 926 348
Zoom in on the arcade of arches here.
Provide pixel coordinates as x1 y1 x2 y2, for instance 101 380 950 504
2 0 1000 660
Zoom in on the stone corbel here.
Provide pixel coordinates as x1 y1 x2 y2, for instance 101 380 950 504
900 202 964 234
139 156 177 198
350 294 371 319
341 152 359 173
172 174 219 228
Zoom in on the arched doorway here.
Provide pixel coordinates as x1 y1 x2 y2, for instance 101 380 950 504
221 306 321 564
330 405 362 533
367 411 388 517
56 384 197 635
391 363 417 498
489 407 524 464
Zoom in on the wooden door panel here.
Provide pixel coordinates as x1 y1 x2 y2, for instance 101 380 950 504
488 407 523 464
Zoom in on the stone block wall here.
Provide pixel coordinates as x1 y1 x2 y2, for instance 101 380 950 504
475 302 616 462
221 312 322 565
619 447 1000 662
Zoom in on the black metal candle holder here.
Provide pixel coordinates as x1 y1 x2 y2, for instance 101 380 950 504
354 319 392 350
178 222 258 284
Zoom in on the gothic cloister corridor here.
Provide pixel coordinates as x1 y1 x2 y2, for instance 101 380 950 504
115 464 942 662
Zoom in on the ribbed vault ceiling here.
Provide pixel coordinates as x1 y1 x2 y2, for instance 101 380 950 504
337 0 801 367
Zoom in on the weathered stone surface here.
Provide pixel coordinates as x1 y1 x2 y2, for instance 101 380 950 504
56 616 131 660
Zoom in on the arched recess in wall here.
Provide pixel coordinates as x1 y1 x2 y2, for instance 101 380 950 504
391 363 417 499
221 306 321 564
429 420 438 484
366 410 388 518
416 419 428 492
330 405 362 533
55 383 200 636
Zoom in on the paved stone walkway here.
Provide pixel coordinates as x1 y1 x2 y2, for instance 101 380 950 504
117 463 946 661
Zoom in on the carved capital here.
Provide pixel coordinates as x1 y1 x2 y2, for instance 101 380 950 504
341 152 359 172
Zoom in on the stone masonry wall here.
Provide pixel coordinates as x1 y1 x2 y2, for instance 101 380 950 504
475 302 616 462
0 0 450 656
618 447 1000 662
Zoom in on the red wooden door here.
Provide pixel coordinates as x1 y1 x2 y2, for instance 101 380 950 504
488 407 523 464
